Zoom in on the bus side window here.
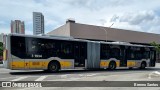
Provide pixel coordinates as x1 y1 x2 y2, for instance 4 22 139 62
135 51 142 60
27 38 47 58
31 40 37 51
11 36 26 58
100 44 110 59
143 51 150 59
110 48 120 59
61 42 73 58
150 51 155 60
126 47 134 60
45 42 55 56
134 47 142 60
130 52 135 59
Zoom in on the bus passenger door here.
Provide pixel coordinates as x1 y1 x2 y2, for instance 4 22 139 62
120 46 127 67
150 51 156 67
74 43 85 68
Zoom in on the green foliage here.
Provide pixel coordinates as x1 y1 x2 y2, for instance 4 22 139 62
150 41 160 52
0 42 3 56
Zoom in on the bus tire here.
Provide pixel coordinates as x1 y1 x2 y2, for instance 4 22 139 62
140 62 146 69
48 61 60 73
129 67 133 69
108 61 116 70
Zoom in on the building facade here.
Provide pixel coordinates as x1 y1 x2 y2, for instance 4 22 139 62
33 12 44 35
11 20 25 34
47 19 160 62
48 19 160 44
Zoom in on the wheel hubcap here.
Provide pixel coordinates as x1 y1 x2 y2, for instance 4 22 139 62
51 65 56 70
110 64 114 69
142 64 145 68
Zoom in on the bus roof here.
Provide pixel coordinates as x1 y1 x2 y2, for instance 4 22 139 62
100 41 153 48
8 33 90 42
8 33 154 48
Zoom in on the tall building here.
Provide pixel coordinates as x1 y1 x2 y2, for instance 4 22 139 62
0 33 3 43
33 12 44 35
11 20 25 34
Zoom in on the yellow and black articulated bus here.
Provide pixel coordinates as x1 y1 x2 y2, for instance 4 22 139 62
3 34 156 72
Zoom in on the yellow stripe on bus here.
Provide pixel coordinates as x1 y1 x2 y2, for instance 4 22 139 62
100 61 108 67
10 60 73 69
28 61 49 68
100 61 120 67
11 61 49 69
10 60 137 69
127 61 136 67
100 60 137 67
60 61 72 68
11 61 24 69
29 61 42 68
116 61 120 67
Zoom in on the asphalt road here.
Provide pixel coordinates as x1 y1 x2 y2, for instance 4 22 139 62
0 64 3 68
0 63 160 90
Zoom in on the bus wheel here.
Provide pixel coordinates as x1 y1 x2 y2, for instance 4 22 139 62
48 61 60 73
140 62 146 69
108 61 116 70
129 67 133 69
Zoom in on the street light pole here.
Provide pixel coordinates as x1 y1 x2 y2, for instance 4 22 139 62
100 23 114 42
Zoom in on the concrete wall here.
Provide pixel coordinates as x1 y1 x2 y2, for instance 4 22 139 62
70 23 107 41
47 23 70 36
47 22 160 44
70 23 106 40
70 23 160 44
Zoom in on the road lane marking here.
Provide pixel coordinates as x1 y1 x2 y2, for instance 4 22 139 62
86 74 97 77
35 76 47 81
46 77 81 81
79 74 97 77
11 76 28 81
60 75 68 78
0 77 17 80
148 71 160 79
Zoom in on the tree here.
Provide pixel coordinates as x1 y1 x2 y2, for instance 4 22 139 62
150 41 160 52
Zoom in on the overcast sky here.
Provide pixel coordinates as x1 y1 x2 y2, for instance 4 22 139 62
0 0 160 35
